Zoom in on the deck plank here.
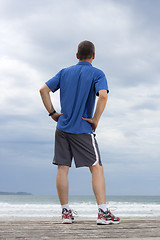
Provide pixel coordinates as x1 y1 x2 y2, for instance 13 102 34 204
0 220 160 239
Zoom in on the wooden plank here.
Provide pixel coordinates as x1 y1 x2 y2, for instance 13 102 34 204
0 220 160 239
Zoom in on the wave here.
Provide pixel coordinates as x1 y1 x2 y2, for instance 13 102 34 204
0 201 160 220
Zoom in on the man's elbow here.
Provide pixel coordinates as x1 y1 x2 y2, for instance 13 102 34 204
39 84 49 95
39 87 44 96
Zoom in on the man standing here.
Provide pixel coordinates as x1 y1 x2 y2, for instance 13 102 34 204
40 40 120 224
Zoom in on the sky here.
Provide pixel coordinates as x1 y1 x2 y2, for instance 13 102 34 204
0 0 160 196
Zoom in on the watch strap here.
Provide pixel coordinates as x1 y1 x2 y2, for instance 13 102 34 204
49 110 56 116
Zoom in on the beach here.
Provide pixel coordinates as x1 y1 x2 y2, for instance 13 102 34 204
0 195 160 239
0 219 160 239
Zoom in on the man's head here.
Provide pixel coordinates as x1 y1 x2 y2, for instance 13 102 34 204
76 40 95 61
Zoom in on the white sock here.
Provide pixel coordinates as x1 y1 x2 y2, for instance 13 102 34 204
61 204 70 211
98 204 108 212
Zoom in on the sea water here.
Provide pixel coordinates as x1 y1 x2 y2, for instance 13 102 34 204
0 195 160 220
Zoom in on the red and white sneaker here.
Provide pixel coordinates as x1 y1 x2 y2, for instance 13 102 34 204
97 208 120 225
62 208 76 224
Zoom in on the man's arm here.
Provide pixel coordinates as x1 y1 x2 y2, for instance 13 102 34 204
82 89 108 131
39 84 63 122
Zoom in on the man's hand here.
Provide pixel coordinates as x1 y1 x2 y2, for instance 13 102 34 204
51 113 63 122
82 117 98 132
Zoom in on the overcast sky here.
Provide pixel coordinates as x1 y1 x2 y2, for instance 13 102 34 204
0 0 160 196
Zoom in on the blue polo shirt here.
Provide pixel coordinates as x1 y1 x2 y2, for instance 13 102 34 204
45 61 109 134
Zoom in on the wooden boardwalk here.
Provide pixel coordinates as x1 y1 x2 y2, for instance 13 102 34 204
0 219 160 239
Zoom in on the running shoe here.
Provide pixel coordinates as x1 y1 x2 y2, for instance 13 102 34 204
62 208 75 224
97 208 120 225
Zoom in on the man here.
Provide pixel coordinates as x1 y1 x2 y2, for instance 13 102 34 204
40 40 120 225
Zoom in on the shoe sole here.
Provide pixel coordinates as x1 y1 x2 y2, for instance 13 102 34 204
97 219 120 225
62 219 73 224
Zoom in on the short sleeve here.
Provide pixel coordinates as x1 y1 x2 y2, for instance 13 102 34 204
45 70 62 93
94 70 109 96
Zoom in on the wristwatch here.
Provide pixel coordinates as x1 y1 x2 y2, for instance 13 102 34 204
49 110 56 116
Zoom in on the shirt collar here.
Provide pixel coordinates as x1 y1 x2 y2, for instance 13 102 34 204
77 61 92 66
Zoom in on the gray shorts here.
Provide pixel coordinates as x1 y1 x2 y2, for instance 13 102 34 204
53 128 102 168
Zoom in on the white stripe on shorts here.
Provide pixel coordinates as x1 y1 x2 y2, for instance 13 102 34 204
90 133 99 166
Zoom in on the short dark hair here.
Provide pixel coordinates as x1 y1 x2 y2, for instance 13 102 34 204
77 40 95 60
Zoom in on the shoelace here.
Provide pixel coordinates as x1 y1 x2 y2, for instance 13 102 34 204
70 209 78 216
99 209 115 218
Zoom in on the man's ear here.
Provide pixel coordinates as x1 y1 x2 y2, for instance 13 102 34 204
92 53 95 60
76 53 79 59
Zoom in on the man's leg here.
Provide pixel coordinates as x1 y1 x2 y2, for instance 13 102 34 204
89 163 120 224
89 162 106 205
56 165 69 205
56 165 75 223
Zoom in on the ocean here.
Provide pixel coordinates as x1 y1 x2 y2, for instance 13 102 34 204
0 195 160 220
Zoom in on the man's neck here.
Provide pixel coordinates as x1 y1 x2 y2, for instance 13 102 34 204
79 59 93 64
